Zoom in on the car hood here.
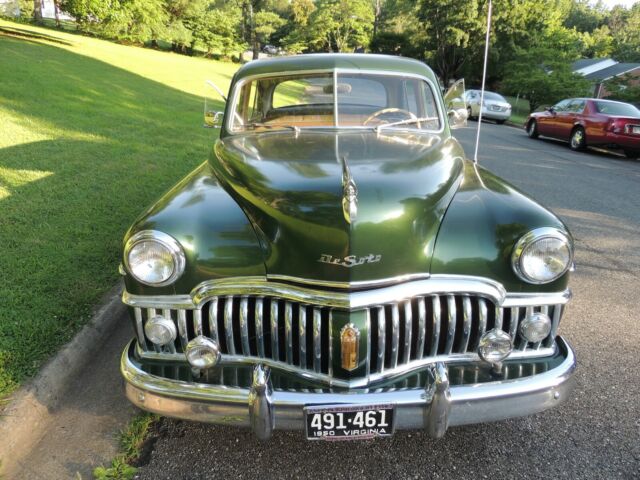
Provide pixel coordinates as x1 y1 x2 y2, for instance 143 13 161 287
211 130 464 285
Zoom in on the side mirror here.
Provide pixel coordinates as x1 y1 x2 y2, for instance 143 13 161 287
448 108 468 129
203 79 227 129
443 78 467 130
546 106 555 114
204 110 224 129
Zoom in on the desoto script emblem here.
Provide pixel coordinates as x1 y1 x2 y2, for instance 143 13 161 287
340 324 360 371
317 254 382 268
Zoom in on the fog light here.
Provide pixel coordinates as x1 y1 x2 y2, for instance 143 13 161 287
186 336 221 369
478 329 513 364
144 316 177 346
520 312 552 343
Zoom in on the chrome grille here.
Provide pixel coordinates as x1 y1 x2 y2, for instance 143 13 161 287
131 293 564 376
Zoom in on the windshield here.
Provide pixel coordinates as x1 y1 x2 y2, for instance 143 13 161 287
594 101 640 117
229 71 441 133
483 92 506 102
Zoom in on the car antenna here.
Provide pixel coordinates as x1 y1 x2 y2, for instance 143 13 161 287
473 0 493 164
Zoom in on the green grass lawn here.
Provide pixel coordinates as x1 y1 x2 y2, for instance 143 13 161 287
0 20 239 399
504 95 530 126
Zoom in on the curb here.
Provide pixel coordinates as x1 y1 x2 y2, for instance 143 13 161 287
0 281 126 477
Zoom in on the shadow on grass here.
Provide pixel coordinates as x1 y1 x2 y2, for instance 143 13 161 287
0 34 225 396
0 25 74 45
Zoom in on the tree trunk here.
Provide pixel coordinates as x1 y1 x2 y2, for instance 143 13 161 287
33 0 42 23
373 0 381 37
249 1 259 60
54 0 60 27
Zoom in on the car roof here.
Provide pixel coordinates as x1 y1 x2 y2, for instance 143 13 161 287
232 54 438 84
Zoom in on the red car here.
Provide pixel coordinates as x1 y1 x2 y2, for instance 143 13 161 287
525 98 640 159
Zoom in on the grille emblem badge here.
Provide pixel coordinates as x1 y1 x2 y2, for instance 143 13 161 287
340 323 360 371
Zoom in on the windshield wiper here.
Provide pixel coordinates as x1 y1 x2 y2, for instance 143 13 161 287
375 116 439 133
243 122 300 133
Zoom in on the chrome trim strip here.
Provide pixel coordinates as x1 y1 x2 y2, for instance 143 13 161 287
546 305 562 349
240 297 250 355
270 300 279 361
521 307 533 351
461 296 472 352
534 305 549 350
477 299 488 350
313 308 321 373
390 303 400 369
328 309 334 377
509 307 519 340
255 297 264 358
495 305 503 331
377 306 386 373
224 296 235 355
162 309 176 354
402 300 412 364
134 307 147 351
208 299 219 344
445 295 456 355
265 273 431 290
285 302 293 365
124 276 571 312
177 310 188 352
431 296 441 356
416 297 426 360
193 309 203 337
299 305 307 368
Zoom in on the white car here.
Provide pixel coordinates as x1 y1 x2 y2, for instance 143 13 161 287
465 90 512 124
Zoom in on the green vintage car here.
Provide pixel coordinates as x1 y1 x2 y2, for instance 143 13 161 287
120 54 576 440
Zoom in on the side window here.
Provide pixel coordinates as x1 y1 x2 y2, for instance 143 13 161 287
553 99 570 112
569 100 586 113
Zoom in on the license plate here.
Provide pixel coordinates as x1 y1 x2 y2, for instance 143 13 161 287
632 125 640 134
305 404 395 441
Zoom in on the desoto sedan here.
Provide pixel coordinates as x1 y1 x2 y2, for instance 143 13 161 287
120 54 576 441
525 98 640 159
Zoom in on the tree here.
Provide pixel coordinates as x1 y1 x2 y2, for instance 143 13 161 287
100 0 168 44
305 0 375 52
603 74 640 104
608 4 640 62
190 5 245 58
502 43 592 111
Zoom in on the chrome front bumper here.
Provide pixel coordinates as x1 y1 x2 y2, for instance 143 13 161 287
122 337 576 439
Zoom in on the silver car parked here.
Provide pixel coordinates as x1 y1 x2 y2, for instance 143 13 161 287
465 90 512 124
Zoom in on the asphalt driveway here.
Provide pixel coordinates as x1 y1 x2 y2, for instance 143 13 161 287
135 122 640 479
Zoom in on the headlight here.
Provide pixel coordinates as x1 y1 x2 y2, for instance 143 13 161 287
124 230 185 286
512 228 573 284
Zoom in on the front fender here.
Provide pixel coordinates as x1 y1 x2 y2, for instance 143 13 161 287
431 162 571 293
123 162 265 296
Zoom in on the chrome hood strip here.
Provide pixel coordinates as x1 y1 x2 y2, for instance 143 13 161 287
123 275 571 311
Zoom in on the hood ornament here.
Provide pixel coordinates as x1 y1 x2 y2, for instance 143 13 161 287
341 155 357 224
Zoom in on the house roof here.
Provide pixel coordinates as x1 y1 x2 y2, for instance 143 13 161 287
571 58 610 71
584 63 640 82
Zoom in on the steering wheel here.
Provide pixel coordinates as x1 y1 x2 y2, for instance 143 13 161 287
363 108 420 128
